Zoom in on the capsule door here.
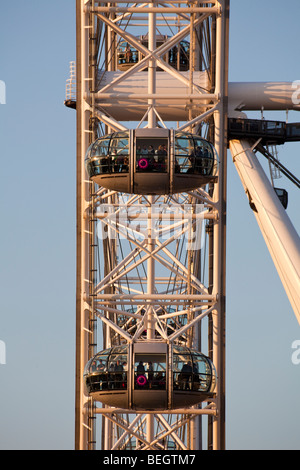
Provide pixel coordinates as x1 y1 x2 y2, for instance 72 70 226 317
133 128 170 195
132 343 168 410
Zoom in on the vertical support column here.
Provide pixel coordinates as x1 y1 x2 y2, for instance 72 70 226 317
147 5 156 444
148 4 156 128
107 2 116 72
75 0 94 450
88 0 98 450
147 197 155 341
212 0 229 451
146 196 155 444
188 10 195 127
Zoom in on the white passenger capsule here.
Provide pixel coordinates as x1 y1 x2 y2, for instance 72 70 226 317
85 129 218 195
84 343 217 410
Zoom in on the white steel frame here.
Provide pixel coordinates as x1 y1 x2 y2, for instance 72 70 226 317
75 0 229 450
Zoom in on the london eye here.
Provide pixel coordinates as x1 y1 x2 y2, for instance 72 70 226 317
66 0 300 450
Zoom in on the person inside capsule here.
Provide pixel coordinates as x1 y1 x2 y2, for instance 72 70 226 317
134 354 167 390
136 140 168 172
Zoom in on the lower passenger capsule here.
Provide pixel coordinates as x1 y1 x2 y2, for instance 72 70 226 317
84 342 217 410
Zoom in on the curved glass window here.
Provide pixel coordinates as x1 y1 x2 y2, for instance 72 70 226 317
192 137 215 176
85 132 130 177
174 133 194 174
110 132 130 173
85 138 111 176
173 345 216 393
174 132 218 177
84 346 128 392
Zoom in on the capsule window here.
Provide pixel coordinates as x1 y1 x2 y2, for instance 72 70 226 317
84 349 110 375
136 138 168 173
174 134 215 176
85 139 111 176
173 346 216 393
134 353 166 390
106 350 128 389
89 356 107 373
118 41 138 65
110 133 130 173
173 348 192 390
85 133 130 177
192 139 214 176
192 353 214 392
174 134 194 173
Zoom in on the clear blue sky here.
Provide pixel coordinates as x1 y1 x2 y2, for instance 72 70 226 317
0 0 299 450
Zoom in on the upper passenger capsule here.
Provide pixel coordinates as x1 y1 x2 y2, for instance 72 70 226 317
85 128 218 195
117 35 190 72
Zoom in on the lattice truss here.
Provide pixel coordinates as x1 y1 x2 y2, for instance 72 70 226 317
77 0 225 450
85 0 219 132
97 405 216 450
92 190 216 341
86 188 218 450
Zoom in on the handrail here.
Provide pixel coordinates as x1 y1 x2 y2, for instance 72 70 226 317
65 61 76 103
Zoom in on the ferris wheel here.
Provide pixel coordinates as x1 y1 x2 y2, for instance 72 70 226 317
65 0 300 451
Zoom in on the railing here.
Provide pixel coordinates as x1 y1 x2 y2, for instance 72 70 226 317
86 153 214 177
173 371 213 392
134 371 166 390
86 370 214 393
86 371 128 391
228 117 286 142
87 155 129 175
65 61 76 103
